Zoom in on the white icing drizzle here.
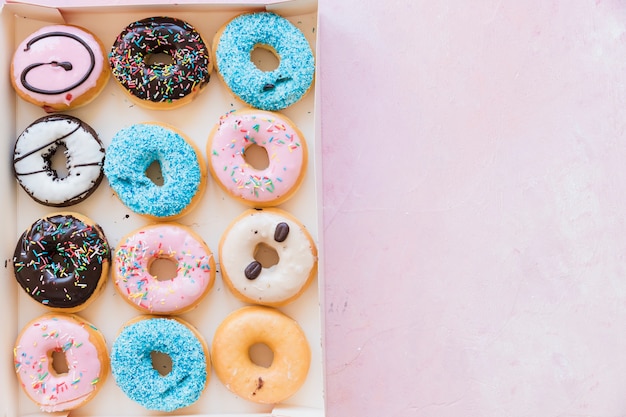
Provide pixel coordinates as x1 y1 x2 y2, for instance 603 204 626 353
13 116 104 206
220 210 316 304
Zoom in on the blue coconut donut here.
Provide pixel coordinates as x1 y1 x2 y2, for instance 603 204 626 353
213 12 315 111
110 317 209 412
103 123 206 219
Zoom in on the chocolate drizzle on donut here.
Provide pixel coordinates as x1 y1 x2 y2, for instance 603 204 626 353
13 115 106 207
20 31 96 95
13 214 110 309
109 17 211 103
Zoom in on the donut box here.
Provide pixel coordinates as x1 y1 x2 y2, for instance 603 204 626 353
0 1 324 416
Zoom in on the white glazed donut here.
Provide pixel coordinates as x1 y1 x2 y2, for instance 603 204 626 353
13 115 105 207
219 208 317 306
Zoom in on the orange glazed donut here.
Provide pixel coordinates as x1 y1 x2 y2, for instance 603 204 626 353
212 306 310 404
13 313 109 412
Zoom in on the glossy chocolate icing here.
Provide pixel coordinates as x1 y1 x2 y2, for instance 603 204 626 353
13 213 110 309
109 16 210 103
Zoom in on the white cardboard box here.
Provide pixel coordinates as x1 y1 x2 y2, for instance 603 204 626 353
0 1 324 416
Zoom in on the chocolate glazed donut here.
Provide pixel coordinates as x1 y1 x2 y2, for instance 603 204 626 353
13 213 110 311
109 16 211 106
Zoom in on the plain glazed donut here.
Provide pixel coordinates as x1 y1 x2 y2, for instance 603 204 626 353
110 316 209 411
113 223 216 315
109 16 211 109
103 122 206 220
212 306 310 404
219 208 317 306
13 313 109 412
13 212 110 312
207 108 308 207
13 115 105 207
213 12 315 111
11 24 109 112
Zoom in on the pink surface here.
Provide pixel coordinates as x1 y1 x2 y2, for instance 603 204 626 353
319 1 626 416
5 0 626 415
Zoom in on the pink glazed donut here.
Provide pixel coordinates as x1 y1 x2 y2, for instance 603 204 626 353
13 313 109 412
10 25 109 112
207 109 308 207
112 223 216 315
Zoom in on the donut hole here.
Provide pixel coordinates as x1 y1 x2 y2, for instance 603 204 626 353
51 251 72 273
50 349 69 375
47 143 70 180
145 160 164 186
149 256 178 282
248 342 274 368
250 44 280 72
145 52 175 67
253 242 279 268
150 351 173 376
243 144 270 170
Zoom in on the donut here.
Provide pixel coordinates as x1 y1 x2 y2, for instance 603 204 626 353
212 306 310 404
113 223 216 315
109 16 211 109
213 12 315 110
219 208 317 306
207 108 308 207
13 313 109 412
13 212 110 312
13 115 105 207
110 316 209 411
11 24 109 112
103 122 206 220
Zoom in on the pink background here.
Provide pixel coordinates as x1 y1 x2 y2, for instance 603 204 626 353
320 0 626 416
5 0 626 415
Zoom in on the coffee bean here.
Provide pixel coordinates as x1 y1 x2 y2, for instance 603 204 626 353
274 222 290 242
245 261 262 280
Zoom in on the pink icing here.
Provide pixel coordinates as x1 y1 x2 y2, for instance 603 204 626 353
209 109 307 204
113 224 215 314
14 315 105 412
11 25 104 107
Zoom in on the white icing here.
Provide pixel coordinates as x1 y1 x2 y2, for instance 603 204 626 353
14 117 104 205
220 210 316 304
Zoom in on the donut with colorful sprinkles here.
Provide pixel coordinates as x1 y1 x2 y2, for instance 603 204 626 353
109 16 211 109
104 122 206 220
113 223 216 315
207 108 308 207
213 12 315 110
14 313 109 412
110 316 209 411
13 212 110 312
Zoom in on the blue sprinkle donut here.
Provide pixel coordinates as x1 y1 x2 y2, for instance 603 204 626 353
110 316 209 412
213 12 315 111
103 123 206 219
